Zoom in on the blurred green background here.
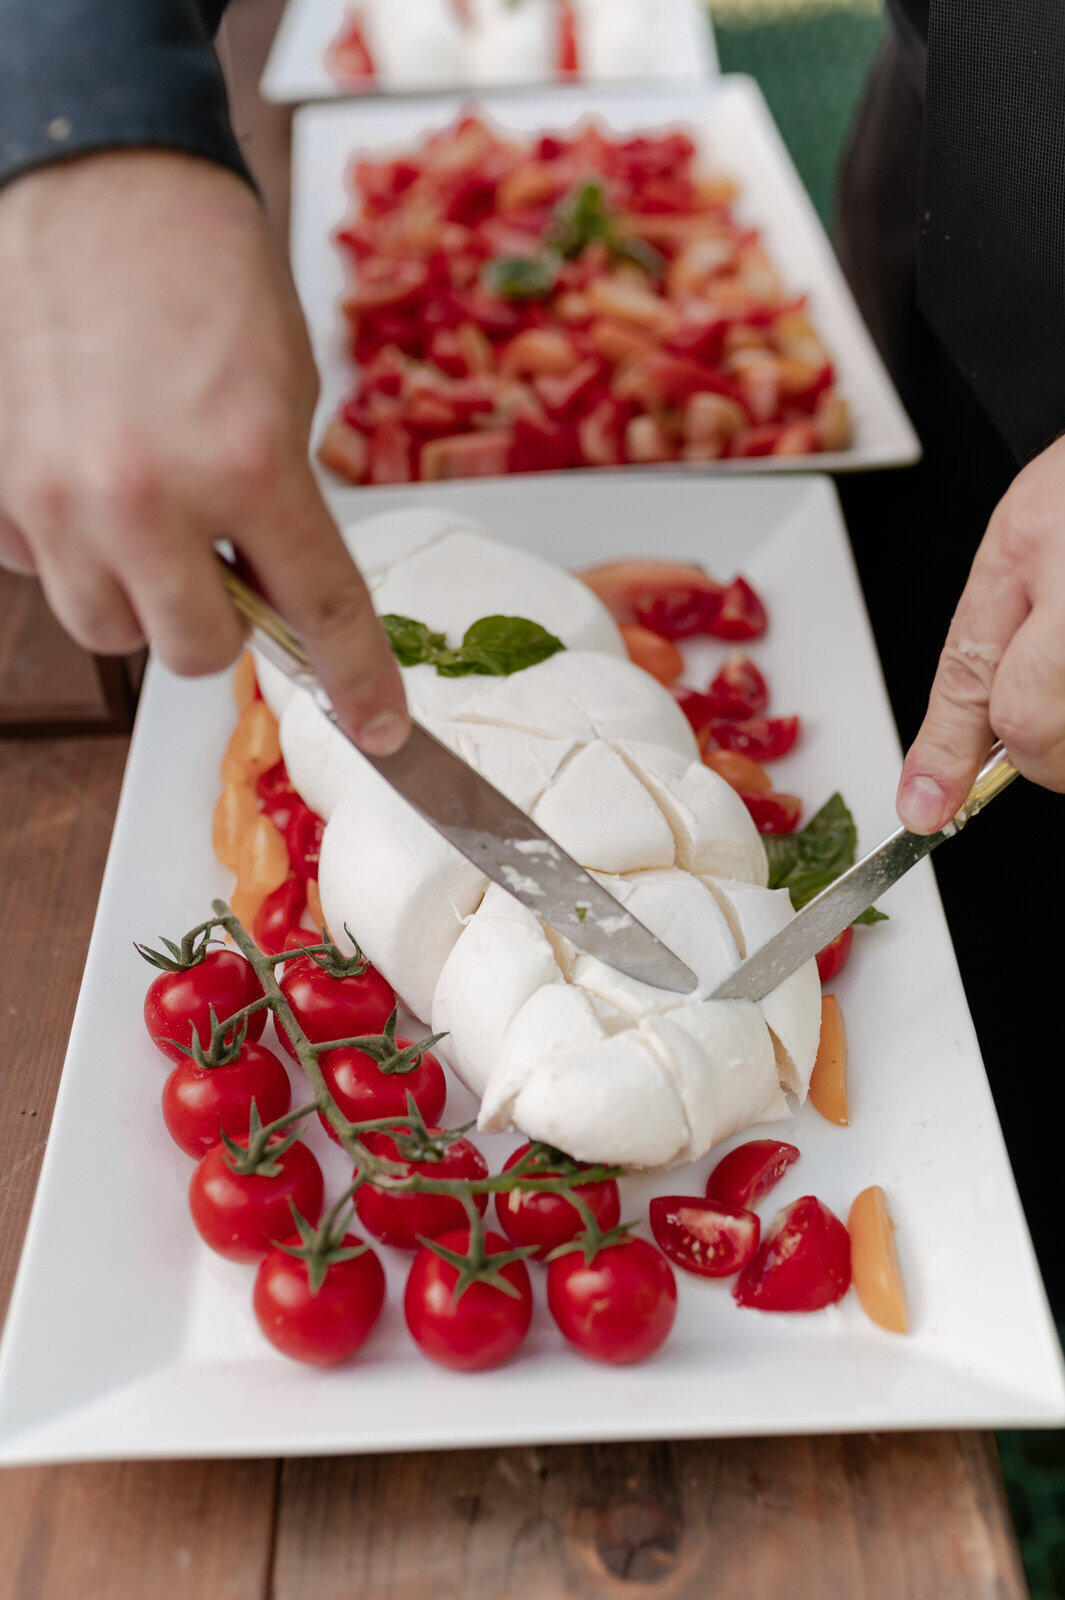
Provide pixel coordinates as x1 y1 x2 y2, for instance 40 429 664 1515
707 0 884 224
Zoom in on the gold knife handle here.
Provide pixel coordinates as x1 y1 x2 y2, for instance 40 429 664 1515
953 741 1019 828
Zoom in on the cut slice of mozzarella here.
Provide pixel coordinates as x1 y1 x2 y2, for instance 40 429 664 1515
703 878 822 1097
614 740 768 883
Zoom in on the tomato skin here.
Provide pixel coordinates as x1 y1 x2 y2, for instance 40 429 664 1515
740 789 802 834
707 714 800 761
285 803 325 882
618 623 684 686
253 880 307 958
577 559 723 639
275 955 396 1062
253 1235 386 1366
547 1238 677 1365
705 1139 800 1209
649 1195 759 1278
404 1228 533 1371
733 1195 851 1312
708 576 768 640
702 748 772 792
144 951 265 1064
706 652 769 719
318 1042 447 1137
494 1145 621 1260
816 925 854 985
162 1041 292 1159
189 1139 325 1263
354 1130 488 1251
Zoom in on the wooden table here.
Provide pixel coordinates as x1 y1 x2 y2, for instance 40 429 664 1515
0 6 1031 1595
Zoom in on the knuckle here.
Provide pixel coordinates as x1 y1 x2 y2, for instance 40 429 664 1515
217 416 289 502
933 638 998 713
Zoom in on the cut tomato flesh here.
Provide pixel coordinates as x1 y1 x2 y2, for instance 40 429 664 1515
733 1195 851 1312
649 1195 759 1278
705 1139 800 1209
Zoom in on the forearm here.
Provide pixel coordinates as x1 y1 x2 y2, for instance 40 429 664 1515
0 0 250 191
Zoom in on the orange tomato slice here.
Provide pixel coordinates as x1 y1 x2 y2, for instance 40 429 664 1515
212 782 260 871
220 699 281 784
808 993 848 1125
618 622 684 686
702 748 773 793
231 650 259 714
848 1186 909 1333
235 813 290 903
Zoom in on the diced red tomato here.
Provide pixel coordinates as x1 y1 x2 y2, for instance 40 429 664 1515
341 259 428 317
367 420 414 484
420 429 512 481
316 418 368 484
709 576 768 640
733 1195 851 1313
509 413 577 474
706 652 769 718
532 357 605 420
326 10 375 82
706 1139 800 1209
707 714 800 761
816 925 854 985
577 398 630 466
740 789 802 834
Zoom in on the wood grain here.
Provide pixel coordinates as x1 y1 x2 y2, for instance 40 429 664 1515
272 1434 1027 1600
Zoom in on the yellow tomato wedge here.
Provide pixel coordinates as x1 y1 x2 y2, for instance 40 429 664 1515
231 650 259 714
235 813 289 904
212 782 260 871
848 1186 909 1333
229 884 269 939
618 622 684 687
808 993 848 1125
220 699 281 784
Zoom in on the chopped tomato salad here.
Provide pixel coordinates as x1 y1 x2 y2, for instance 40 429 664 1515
318 113 850 485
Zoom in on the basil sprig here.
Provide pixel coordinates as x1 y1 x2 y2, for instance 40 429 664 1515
482 177 665 302
482 254 560 302
381 613 564 677
765 793 887 926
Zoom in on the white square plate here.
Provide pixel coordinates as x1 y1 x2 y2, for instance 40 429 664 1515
291 78 921 491
261 0 718 104
0 473 1059 1466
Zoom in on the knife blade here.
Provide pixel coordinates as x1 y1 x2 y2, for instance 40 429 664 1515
709 742 1019 1002
219 562 698 995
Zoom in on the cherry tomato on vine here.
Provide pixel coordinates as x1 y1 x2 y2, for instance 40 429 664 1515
404 1227 533 1371
162 1041 292 1158
189 1137 324 1262
318 1038 447 1138
354 1129 487 1250
275 952 395 1061
649 1194 759 1278
494 1144 620 1260
732 1195 851 1312
144 950 265 1064
253 1234 386 1366
547 1237 677 1365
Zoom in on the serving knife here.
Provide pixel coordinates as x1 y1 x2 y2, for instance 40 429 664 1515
710 742 1019 1002
219 563 698 995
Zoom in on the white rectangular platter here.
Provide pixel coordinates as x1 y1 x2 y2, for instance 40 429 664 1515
291 77 921 490
261 0 718 105
0 472 1060 1466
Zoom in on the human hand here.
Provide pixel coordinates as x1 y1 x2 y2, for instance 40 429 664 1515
896 434 1065 832
0 149 408 753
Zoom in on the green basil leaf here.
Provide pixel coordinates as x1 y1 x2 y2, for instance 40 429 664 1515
765 792 858 909
457 614 565 675
549 178 613 258
380 614 448 667
482 253 560 301
854 905 889 925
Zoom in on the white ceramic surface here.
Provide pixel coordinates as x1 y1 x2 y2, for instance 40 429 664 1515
0 473 1060 1466
291 78 921 491
260 0 719 104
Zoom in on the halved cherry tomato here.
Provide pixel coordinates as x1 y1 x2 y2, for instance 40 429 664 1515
404 1227 533 1371
707 714 800 761
286 803 325 882
702 748 773 791
354 1129 488 1251
816 925 854 984
188 1137 325 1263
618 623 684 686
162 1040 292 1159
649 1194 759 1278
708 576 768 640
706 652 769 718
547 1237 677 1365
705 1139 800 1209
733 1195 851 1312
740 789 802 834
577 559 723 639
254 1233 386 1366
144 950 266 1064
494 1144 621 1260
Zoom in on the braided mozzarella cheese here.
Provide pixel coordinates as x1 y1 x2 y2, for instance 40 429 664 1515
257 508 820 1166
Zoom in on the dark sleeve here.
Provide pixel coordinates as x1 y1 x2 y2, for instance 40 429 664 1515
0 0 252 192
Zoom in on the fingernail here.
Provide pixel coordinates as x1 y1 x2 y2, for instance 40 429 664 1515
357 709 409 756
898 775 947 834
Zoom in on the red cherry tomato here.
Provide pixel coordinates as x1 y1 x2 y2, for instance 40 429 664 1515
705 1139 800 1210
706 652 769 718
547 1237 677 1365
816 925 854 984
733 1195 851 1312
354 1130 488 1251
404 1227 533 1371
144 950 265 1064
708 576 768 640
707 714 800 761
494 1144 621 1260
318 1039 447 1137
285 802 325 882
253 879 307 957
253 1234 386 1366
188 1138 324 1263
648 1194 760 1278
276 953 395 1061
161 1041 292 1159
256 760 300 835
740 789 803 834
